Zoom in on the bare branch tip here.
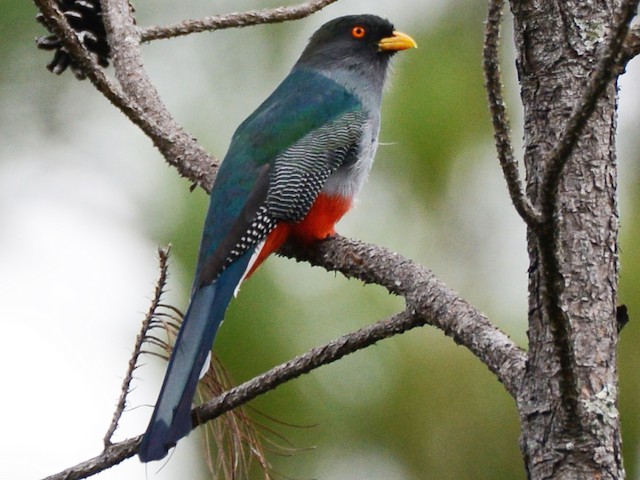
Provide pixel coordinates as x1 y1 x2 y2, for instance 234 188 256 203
139 0 339 42
103 246 174 447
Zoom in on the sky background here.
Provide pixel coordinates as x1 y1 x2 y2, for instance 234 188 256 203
2 1 640 479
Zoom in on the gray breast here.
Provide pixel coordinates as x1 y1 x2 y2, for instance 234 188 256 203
322 115 380 199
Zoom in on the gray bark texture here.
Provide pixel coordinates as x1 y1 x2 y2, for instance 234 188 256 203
509 1 627 477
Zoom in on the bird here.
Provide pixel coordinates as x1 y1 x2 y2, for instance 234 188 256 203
138 13 416 462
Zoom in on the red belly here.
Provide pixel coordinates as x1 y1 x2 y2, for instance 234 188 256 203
246 193 352 277
290 193 353 242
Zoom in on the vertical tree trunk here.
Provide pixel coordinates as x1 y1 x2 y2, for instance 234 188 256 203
510 1 623 478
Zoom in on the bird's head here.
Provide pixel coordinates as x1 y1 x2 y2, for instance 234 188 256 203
299 15 417 66
295 15 417 95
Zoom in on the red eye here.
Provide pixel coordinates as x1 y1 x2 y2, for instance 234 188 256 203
351 25 366 39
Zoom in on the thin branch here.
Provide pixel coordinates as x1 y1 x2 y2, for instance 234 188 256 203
42 439 140 480
33 0 217 190
140 0 339 42
194 310 421 422
483 0 541 228
103 246 171 447
43 299 525 480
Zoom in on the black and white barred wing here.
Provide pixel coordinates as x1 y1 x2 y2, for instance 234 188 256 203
267 110 368 223
197 110 366 285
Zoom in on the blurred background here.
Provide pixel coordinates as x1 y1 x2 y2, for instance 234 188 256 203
2 0 639 478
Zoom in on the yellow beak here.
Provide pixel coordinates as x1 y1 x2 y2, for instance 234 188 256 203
378 31 418 52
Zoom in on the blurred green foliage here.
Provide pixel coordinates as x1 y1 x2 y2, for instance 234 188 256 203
619 189 640 479
384 3 492 205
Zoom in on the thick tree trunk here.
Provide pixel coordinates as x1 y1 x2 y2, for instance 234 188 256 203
510 1 623 478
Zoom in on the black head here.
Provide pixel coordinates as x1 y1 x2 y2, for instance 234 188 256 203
296 15 416 72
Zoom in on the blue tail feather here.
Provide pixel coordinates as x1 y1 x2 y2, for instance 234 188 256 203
138 252 252 462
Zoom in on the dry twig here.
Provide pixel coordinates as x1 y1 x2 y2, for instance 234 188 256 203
140 0 339 42
483 0 540 228
103 246 172 447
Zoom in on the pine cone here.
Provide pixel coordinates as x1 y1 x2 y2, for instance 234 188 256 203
36 0 110 80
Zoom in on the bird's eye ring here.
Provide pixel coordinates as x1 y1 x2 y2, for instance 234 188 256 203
351 25 366 39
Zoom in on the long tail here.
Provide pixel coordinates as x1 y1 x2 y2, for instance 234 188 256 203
138 252 252 462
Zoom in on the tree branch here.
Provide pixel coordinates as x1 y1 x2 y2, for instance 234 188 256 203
139 0 339 42
42 439 140 480
483 0 541 229
280 236 526 397
33 0 218 189
100 0 218 190
41 239 526 480
47 311 423 480
43 294 525 480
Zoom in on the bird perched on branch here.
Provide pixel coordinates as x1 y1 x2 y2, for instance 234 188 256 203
139 13 416 462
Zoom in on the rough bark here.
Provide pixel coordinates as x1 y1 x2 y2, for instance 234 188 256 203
510 1 625 477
